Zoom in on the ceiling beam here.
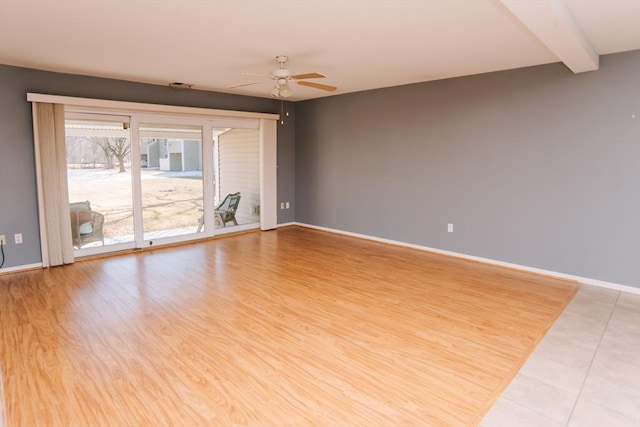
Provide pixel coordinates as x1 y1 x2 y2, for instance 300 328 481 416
500 0 599 73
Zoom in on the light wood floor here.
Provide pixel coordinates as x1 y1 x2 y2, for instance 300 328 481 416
0 226 578 426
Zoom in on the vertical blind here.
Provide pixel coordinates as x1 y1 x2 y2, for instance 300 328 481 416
33 103 74 266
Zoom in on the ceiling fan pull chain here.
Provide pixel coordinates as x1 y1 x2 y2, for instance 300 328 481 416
280 100 284 124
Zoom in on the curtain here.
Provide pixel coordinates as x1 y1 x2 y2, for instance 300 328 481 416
33 103 73 266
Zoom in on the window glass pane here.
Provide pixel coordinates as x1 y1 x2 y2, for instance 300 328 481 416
139 123 204 240
65 119 134 249
208 128 260 231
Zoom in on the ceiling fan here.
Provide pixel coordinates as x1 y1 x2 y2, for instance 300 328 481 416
231 55 337 98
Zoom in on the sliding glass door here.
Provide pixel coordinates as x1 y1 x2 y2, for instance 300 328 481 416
65 115 135 253
210 128 261 234
63 111 268 257
138 122 205 243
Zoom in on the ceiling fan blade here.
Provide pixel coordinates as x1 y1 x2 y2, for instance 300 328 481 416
297 81 337 92
242 72 274 79
228 81 269 89
290 72 325 80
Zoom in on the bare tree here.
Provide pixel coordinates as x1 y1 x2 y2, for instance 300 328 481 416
91 137 115 169
107 137 131 172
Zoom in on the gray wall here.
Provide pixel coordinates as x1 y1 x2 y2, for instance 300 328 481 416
296 51 640 287
277 102 296 223
0 64 295 269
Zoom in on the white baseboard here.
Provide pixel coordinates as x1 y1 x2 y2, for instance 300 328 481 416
290 222 640 295
276 222 297 228
0 263 43 275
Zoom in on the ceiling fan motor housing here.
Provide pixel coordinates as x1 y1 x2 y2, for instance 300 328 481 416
272 68 292 79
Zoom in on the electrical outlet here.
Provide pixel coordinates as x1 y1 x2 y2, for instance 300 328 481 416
285 202 290 209
447 223 454 233
280 202 285 209
14 233 23 244
0 235 5 245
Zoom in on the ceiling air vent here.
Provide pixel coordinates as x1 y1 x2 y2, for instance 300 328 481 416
169 82 193 90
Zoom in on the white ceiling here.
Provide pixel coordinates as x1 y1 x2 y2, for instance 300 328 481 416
0 0 638 101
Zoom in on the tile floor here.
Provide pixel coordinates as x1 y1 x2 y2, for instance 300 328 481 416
481 284 640 427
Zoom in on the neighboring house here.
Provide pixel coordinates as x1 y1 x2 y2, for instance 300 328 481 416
218 129 260 220
141 138 202 172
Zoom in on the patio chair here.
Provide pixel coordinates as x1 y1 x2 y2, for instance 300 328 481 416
216 192 241 227
70 201 105 248
196 192 241 232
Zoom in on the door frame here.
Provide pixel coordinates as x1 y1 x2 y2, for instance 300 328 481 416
132 115 213 249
